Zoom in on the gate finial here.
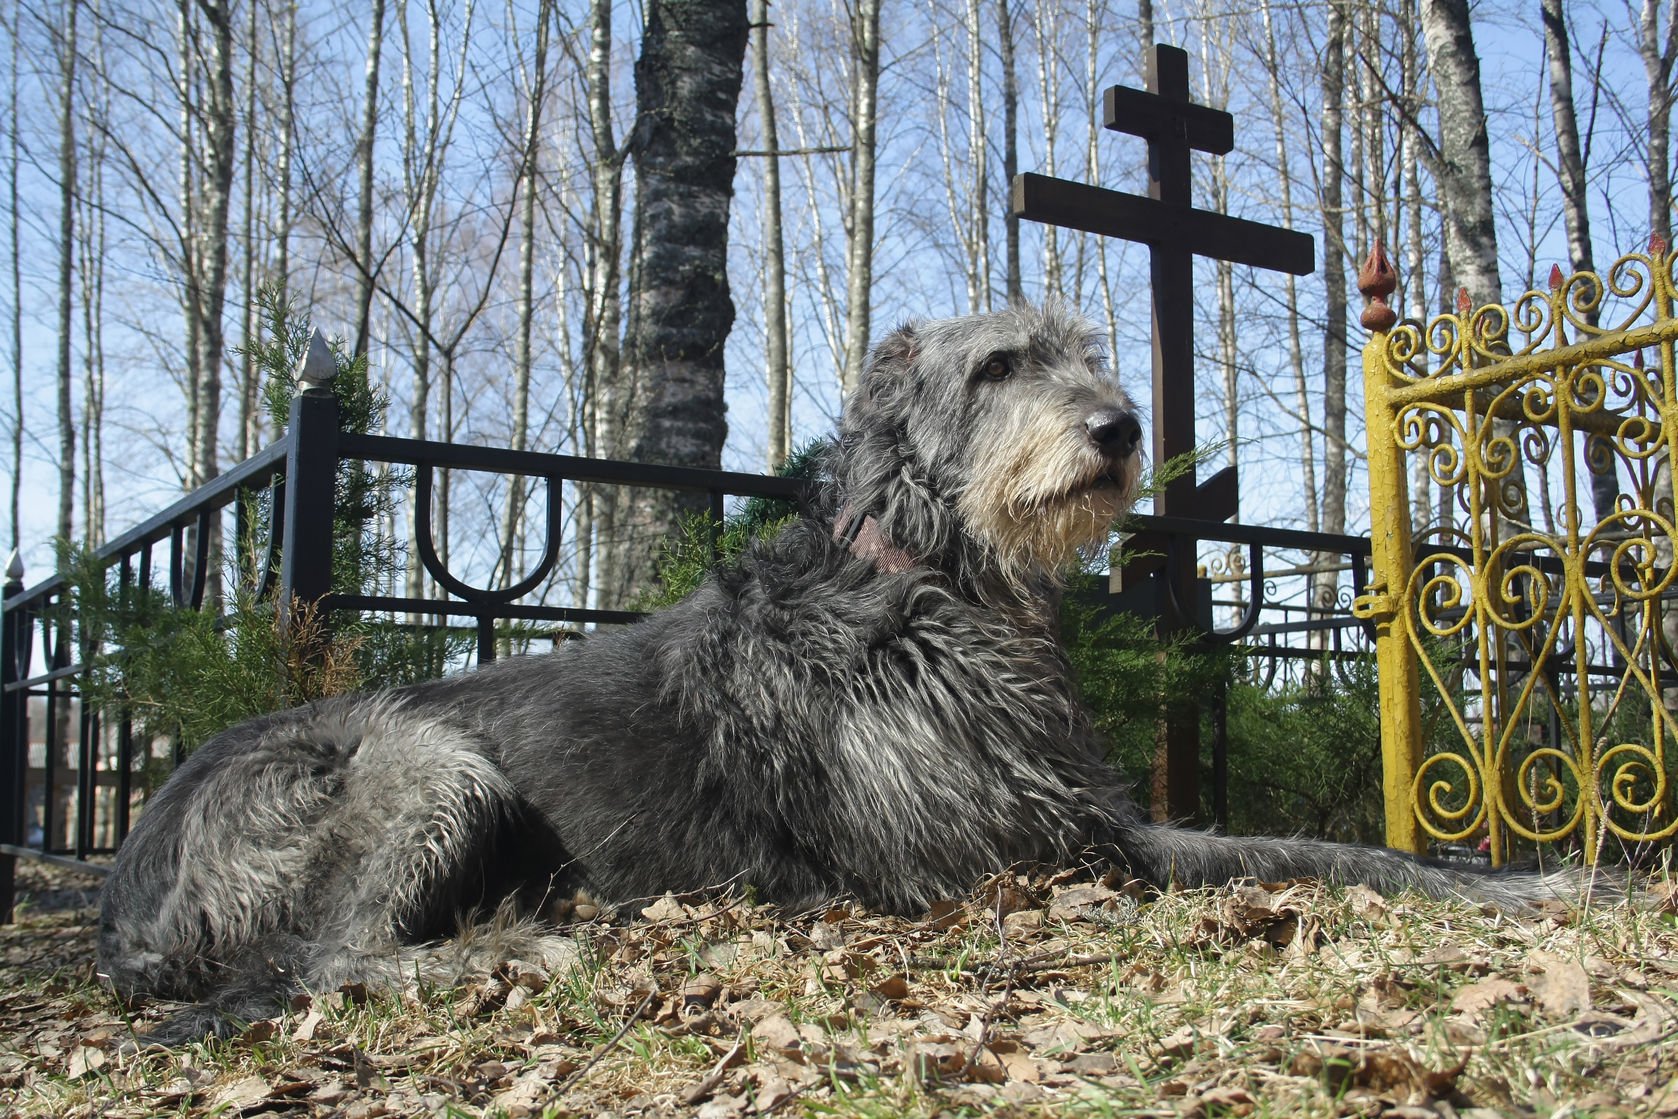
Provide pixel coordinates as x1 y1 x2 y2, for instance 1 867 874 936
1358 241 1398 332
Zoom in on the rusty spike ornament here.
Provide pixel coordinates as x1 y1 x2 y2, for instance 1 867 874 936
1358 242 1398 332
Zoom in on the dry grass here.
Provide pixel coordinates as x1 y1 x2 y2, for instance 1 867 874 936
3 860 1675 1118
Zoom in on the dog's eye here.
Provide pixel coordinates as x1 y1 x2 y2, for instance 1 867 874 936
980 355 1012 381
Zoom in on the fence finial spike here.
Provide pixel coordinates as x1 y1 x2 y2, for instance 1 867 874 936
5 548 21 582
298 328 337 388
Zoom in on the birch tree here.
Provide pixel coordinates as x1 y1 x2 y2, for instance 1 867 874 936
181 0 237 493
1543 0 1614 521
395 0 474 591
1399 0 1432 532
1315 0 1349 615
7 9 21 548
1420 0 1502 307
1631 0 1678 670
351 0 387 359
752 0 791 468
499 0 553 587
580 0 626 604
966 0 992 310
57 0 79 552
1635 0 1678 245
1000 0 1021 301
1036 0 1065 301
80 3 108 542
839 0 881 396
1258 0 1316 534
1199 22 1236 471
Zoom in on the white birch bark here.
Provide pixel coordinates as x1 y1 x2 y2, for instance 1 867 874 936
753 0 791 468
840 0 881 396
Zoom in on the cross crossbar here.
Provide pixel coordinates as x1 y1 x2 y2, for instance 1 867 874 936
1104 85 1233 154
1012 173 1314 275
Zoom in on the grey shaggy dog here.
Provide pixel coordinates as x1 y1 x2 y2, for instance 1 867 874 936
99 303 1563 1043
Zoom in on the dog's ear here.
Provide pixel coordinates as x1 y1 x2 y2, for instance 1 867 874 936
867 323 919 379
849 323 918 416
845 323 926 436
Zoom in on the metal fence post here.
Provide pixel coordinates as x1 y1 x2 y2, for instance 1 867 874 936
1 551 26 921
279 329 341 624
1353 245 1425 856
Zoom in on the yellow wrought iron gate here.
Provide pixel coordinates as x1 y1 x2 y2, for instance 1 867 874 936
1356 240 1678 865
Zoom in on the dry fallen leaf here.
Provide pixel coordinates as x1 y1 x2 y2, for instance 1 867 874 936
64 1044 106 1078
750 1013 804 1057
1451 977 1527 1016
1527 950 1592 1019
642 894 688 923
209 1074 272 1111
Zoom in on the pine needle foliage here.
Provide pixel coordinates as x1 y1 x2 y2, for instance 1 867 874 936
65 292 466 762
243 284 404 599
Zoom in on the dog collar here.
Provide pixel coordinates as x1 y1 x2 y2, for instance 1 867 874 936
833 505 916 574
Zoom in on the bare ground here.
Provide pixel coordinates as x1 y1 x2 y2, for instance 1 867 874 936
2 859 1675 1118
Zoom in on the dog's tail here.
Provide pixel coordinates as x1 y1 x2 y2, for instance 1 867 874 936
1115 819 1600 908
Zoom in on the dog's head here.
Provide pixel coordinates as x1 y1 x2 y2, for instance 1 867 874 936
838 303 1143 582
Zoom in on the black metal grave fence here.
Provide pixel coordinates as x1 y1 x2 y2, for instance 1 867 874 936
0 341 805 919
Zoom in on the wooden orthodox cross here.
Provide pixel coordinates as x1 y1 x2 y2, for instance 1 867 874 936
1013 43 1314 823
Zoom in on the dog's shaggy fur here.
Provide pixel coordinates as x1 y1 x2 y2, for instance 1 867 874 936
99 304 1567 1041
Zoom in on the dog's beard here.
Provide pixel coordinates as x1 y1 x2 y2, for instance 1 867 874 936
957 418 1140 583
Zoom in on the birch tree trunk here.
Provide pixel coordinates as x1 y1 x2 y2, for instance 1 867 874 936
1420 0 1501 307
351 0 387 359
52 0 80 851
1199 27 1236 471
1088 0 1117 360
582 0 625 606
1401 0 1432 532
1000 0 1021 301
79 10 106 543
1632 0 1678 688
57 0 78 550
614 0 748 603
753 0 791 469
499 0 552 589
1314 0 1349 621
1543 0 1613 521
9 12 23 547
275 0 296 299
966 0 992 311
180 0 236 495
237 0 259 462
839 0 880 396
1421 0 1526 538
1638 0 1678 246
1036 0 1063 301
399 0 476 599
1259 0 1316 533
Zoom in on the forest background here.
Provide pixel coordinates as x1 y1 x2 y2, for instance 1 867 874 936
0 0 1671 612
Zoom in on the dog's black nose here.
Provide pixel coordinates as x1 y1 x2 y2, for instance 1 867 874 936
1086 409 1142 456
